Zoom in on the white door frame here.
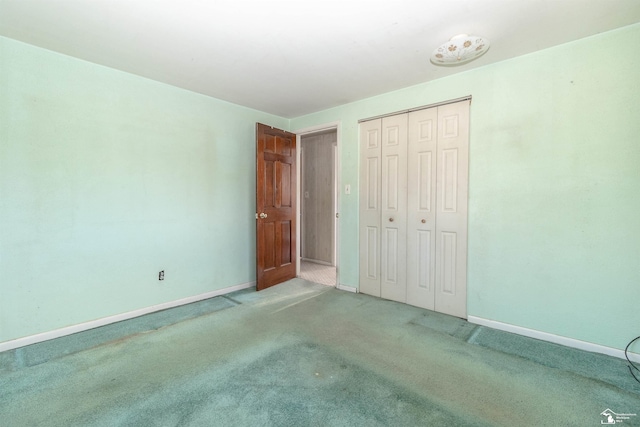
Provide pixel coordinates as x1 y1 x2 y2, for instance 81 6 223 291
293 121 341 287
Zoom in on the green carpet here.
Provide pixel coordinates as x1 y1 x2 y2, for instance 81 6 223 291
1 280 638 426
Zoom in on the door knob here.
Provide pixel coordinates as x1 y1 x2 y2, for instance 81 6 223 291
389 217 394 222
259 212 268 219
421 219 426 223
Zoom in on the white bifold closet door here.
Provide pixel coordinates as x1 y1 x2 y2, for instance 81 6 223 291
380 114 408 302
358 114 408 300
359 99 469 318
406 107 438 310
359 119 382 297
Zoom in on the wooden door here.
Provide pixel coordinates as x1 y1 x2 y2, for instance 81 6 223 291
433 101 469 318
380 114 408 303
406 107 438 310
256 123 297 291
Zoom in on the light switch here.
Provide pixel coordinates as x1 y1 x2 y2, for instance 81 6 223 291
304 191 310 198
345 184 351 195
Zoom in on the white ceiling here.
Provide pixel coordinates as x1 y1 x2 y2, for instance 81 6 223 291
1 0 639 118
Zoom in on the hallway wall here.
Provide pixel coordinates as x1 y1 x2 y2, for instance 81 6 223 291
301 131 336 265
290 23 640 352
0 36 288 344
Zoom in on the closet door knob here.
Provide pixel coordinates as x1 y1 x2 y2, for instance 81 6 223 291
421 219 426 223
389 217 394 222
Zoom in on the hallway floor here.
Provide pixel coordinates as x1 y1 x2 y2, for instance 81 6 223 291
1 279 639 426
298 260 336 287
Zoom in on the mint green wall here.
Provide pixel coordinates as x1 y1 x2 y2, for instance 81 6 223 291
291 24 640 351
0 37 288 343
2 24 639 352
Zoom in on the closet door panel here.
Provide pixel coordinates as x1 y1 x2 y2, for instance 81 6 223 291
407 108 437 310
434 101 469 318
380 114 408 303
359 119 382 297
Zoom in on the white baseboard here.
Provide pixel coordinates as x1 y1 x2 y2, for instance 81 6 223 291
336 283 357 293
468 315 640 363
0 281 255 353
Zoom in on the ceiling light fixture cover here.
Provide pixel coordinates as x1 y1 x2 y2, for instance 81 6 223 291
431 34 490 66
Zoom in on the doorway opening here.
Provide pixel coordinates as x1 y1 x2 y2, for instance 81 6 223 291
295 125 339 287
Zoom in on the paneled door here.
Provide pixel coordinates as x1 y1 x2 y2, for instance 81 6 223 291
406 100 469 317
359 115 409 303
406 107 438 310
358 119 382 296
256 123 297 291
380 114 408 303
432 101 469 318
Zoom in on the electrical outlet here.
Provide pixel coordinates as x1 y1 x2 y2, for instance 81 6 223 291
159 270 164 281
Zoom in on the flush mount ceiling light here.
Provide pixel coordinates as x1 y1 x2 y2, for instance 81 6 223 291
431 34 490 66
